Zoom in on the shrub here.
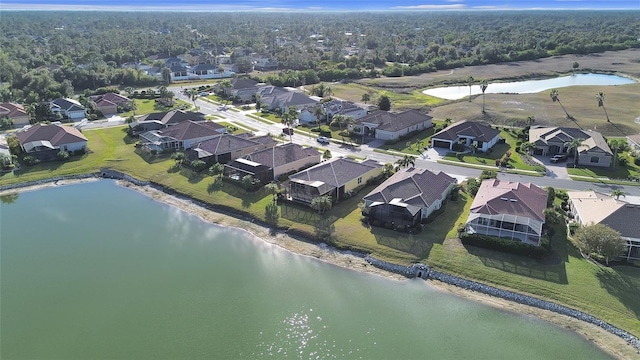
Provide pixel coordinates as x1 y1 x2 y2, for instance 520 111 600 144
569 222 581 235
190 160 207 171
456 152 464 160
23 155 39 166
466 178 480 195
460 233 547 259
457 223 466 234
451 143 465 152
480 170 497 180
515 146 520 153
635 157 640 166
495 159 501 166
150 150 157 155
57 150 70 161
618 157 628 167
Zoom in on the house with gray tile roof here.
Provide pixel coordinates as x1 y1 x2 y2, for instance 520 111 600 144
568 190 640 261
49 98 86 120
431 120 501 152
139 120 226 152
129 110 206 135
185 133 276 165
15 123 88 161
350 110 433 141
363 168 457 227
260 88 317 113
288 158 383 205
529 126 613 167
225 143 321 185
466 179 547 246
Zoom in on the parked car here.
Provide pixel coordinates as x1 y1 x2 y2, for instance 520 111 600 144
550 154 567 163
198 92 209 96
317 136 330 144
282 127 294 135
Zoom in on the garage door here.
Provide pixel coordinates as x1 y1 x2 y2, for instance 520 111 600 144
432 139 450 149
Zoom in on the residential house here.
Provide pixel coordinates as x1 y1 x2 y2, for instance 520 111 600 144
185 133 277 165
139 120 226 152
363 168 457 227
50 98 86 120
466 179 547 246
567 191 640 261
298 100 367 125
626 133 640 150
254 57 279 71
0 103 30 127
288 158 383 205
189 64 235 79
259 87 317 113
431 120 501 152
14 123 88 161
529 126 613 167
90 93 132 115
213 78 262 102
225 143 321 184
349 110 433 141
128 110 206 135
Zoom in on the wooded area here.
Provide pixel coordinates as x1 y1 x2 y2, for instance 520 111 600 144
1 11 638 102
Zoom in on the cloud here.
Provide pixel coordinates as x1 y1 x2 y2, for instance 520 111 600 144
391 4 467 10
446 0 465 2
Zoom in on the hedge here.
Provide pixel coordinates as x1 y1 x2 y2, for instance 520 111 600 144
460 232 547 259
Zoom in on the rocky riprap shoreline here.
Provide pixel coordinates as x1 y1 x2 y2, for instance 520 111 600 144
365 255 640 352
2 174 638 353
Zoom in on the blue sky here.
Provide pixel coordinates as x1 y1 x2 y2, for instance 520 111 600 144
1 0 639 11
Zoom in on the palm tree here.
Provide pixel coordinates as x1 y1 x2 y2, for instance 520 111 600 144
208 162 224 178
550 89 571 119
607 138 624 167
171 151 185 165
313 106 325 131
161 67 172 84
480 80 488 112
124 87 135 97
311 195 333 214
394 155 416 171
186 88 199 107
596 92 610 122
565 138 585 167
382 163 395 178
361 93 370 104
526 116 536 126
264 182 279 201
466 76 475 102
520 141 536 155
322 149 332 161
611 189 626 200
219 79 232 104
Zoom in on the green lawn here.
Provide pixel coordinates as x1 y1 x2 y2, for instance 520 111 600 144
379 127 436 154
1 127 638 337
121 99 190 117
443 130 542 172
329 83 445 110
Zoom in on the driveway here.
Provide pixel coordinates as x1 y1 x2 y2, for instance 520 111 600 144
532 155 571 179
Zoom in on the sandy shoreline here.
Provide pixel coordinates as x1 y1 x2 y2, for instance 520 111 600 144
2 178 638 359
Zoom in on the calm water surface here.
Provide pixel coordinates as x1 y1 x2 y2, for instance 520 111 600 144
0 181 611 359
422 73 636 100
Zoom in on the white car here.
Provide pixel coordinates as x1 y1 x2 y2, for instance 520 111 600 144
317 136 330 144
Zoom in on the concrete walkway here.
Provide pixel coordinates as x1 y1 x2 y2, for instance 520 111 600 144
531 155 571 180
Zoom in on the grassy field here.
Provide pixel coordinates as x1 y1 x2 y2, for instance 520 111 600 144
566 151 640 181
121 99 190 117
379 127 436 154
329 83 445 110
1 126 638 338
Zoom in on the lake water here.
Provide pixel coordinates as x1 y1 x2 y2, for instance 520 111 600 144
422 73 636 100
0 181 611 359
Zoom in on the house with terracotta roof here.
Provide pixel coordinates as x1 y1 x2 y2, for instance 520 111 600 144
363 168 457 228
225 143 321 184
431 120 501 152
349 110 433 141
128 110 206 135
567 191 640 261
14 123 88 161
288 158 383 205
139 120 226 152
0 103 30 127
90 93 132 115
49 98 86 120
185 133 277 165
466 179 547 246
529 126 612 167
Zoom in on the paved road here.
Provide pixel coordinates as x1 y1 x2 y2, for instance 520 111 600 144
171 88 640 196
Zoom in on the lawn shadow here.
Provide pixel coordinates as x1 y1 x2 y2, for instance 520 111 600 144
217 180 264 208
134 148 170 164
178 167 207 184
372 228 435 258
281 201 320 226
207 177 223 193
596 267 640 319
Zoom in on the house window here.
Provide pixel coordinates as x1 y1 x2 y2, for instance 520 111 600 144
590 156 599 163
357 177 362 184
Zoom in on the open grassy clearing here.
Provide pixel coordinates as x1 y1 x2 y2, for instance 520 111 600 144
1 126 638 337
329 83 444 110
121 98 190 117
428 83 640 137
379 127 436 154
357 49 640 89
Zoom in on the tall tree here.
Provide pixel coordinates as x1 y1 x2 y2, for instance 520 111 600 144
186 88 199 107
549 89 571 119
595 92 610 122
265 201 279 226
264 182 279 201
394 155 416 171
313 106 325 131
311 195 333 214
466 76 475 102
565 138 585 167
572 61 579 75
526 116 536 126
574 223 626 265
161 67 172 85
208 162 224 178
480 80 488 113
607 138 625 167
361 93 370 104
377 95 391 111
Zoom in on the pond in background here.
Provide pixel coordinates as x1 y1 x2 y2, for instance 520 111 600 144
0 181 612 359
422 73 636 100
